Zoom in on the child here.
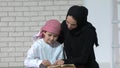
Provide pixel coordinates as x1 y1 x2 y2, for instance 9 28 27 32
24 19 63 68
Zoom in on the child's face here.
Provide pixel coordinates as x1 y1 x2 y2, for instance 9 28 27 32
43 31 58 44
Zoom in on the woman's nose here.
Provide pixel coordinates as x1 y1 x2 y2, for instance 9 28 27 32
67 24 72 29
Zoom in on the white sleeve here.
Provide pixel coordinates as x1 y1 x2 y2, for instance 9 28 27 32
58 45 64 60
24 42 42 68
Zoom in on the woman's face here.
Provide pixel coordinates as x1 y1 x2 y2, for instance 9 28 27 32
66 16 77 30
43 31 58 44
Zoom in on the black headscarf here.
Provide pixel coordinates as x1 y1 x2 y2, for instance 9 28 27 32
66 5 99 47
66 5 88 30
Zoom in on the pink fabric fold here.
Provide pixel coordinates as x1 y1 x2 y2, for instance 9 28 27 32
33 19 61 41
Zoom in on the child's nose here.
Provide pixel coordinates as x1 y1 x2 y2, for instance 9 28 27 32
50 36 54 40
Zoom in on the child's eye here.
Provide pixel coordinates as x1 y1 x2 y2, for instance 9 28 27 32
54 35 58 37
48 34 52 36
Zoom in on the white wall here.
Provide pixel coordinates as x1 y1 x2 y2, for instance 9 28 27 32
0 0 113 67
0 0 83 67
84 0 112 68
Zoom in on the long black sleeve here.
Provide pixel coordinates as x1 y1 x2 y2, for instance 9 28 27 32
64 29 96 65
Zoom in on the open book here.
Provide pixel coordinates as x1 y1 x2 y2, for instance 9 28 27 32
47 64 76 68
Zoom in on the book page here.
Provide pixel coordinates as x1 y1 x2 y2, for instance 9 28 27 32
47 64 76 68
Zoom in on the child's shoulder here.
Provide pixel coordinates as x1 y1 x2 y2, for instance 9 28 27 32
34 38 43 43
32 39 43 47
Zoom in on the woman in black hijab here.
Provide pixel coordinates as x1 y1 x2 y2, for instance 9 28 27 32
56 5 99 68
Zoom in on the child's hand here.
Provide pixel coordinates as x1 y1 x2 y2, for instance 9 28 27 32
54 60 64 65
41 60 51 66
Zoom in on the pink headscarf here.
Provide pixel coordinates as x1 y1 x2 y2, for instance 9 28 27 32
33 19 61 41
